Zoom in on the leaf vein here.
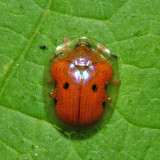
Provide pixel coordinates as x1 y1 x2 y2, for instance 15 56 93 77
115 109 160 131
0 104 62 132
0 0 52 99
30 0 45 11
0 26 28 40
107 0 131 21
0 138 20 155
122 63 160 71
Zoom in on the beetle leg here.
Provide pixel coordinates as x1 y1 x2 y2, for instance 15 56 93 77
97 44 106 53
47 79 53 84
49 87 57 99
107 97 112 103
97 44 117 59
111 80 121 85
63 37 70 44
63 37 71 52
104 93 112 104
49 89 54 98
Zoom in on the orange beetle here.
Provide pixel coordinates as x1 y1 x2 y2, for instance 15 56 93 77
50 37 118 126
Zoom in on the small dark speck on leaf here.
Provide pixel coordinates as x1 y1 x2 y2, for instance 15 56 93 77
39 45 46 49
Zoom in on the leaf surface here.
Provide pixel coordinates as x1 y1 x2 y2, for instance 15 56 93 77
0 0 160 159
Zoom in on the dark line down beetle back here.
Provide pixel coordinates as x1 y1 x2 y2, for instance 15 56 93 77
49 37 120 126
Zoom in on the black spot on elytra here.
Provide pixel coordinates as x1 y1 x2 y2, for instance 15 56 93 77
105 83 108 90
54 99 57 105
92 84 98 92
63 82 69 89
54 81 57 88
102 101 106 108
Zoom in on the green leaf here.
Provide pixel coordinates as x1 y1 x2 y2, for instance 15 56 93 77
0 0 160 160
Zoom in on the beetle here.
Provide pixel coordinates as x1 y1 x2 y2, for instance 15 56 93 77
49 37 119 126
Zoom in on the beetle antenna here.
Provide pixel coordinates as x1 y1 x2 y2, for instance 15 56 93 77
110 53 118 59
